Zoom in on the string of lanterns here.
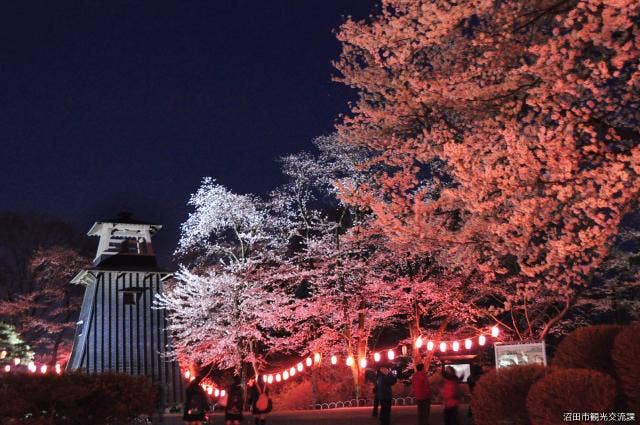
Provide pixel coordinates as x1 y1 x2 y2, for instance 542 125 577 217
0 352 63 375
182 369 227 398
253 325 500 386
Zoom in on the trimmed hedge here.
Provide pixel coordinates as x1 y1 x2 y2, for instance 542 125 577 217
552 325 622 375
0 372 159 424
471 364 545 425
611 325 640 412
527 368 616 425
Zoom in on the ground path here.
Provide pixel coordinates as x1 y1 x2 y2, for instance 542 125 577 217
158 404 470 425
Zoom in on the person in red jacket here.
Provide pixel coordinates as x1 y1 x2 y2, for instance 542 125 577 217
440 366 462 425
411 363 431 425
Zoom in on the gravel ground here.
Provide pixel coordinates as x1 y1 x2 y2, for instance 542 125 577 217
156 404 470 425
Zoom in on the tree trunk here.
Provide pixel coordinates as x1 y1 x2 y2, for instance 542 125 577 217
310 367 320 406
423 317 450 369
409 301 422 366
348 349 360 401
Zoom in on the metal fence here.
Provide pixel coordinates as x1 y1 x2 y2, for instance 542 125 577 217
312 396 417 410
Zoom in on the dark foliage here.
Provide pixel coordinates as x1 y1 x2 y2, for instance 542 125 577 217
527 368 616 425
471 364 545 425
552 325 622 375
0 372 159 424
612 324 640 412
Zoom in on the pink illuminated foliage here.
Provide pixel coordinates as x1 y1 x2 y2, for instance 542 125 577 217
334 0 640 340
0 246 87 365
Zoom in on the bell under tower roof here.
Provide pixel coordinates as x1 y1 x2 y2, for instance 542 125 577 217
87 212 162 268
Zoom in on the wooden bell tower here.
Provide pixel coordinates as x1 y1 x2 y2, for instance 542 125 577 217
67 212 183 405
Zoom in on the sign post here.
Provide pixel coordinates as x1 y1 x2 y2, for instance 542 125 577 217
494 341 547 369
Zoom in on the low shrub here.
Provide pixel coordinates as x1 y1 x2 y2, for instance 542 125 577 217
612 324 640 412
527 368 616 425
552 325 622 375
0 372 159 424
470 364 545 425
270 379 315 410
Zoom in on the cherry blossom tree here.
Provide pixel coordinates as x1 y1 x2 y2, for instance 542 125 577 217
156 268 289 375
159 178 293 378
333 0 640 339
282 224 391 400
0 213 91 365
551 220 640 335
274 137 488 388
377 253 488 364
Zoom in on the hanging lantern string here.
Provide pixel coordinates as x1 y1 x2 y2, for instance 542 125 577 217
0 359 63 375
253 325 501 385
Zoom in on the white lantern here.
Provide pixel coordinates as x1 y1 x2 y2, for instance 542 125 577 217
427 341 434 351
373 352 381 362
415 336 424 349
439 342 447 352
387 350 395 361
464 339 472 350
479 335 486 346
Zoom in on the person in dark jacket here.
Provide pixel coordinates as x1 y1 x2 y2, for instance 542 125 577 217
248 378 272 425
225 385 244 425
376 366 397 425
411 363 431 425
372 380 380 417
440 366 461 425
183 378 210 425
466 364 484 420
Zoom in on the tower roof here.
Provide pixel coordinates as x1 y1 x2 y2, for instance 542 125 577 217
87 212 162 236
97 211 160 226
86 212 162 267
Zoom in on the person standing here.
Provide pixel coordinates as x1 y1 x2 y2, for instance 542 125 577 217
376 366 397 425
440 366 462 425
183 378 210 425
412 363 431 425
225 384 244 425
248 378 272 425
466 364 484 420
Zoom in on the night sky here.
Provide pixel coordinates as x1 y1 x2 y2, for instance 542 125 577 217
0 1 373 262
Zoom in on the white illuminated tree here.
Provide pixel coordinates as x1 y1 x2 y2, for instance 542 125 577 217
159 178 293 375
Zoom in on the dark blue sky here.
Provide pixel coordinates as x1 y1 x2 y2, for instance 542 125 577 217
0 1 374 261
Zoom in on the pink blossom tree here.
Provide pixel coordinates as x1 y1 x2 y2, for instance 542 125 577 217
333 0 640 340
